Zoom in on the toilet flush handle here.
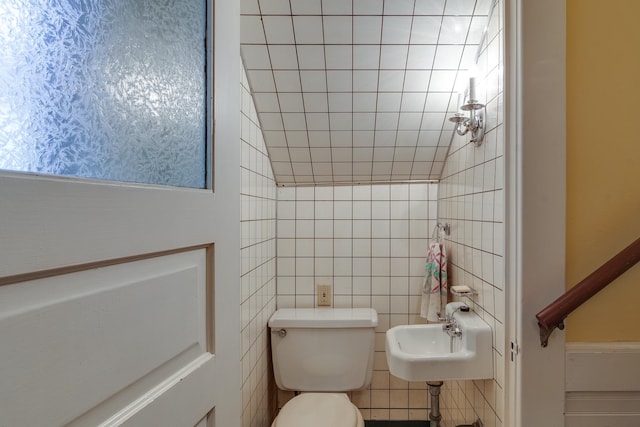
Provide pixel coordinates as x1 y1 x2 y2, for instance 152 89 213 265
272 329 287 337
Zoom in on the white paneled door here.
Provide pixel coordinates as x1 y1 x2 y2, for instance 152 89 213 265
0 0 241 425
0 173 228 427
0 4 243 425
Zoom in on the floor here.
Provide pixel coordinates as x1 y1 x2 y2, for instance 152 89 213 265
364 421 429 427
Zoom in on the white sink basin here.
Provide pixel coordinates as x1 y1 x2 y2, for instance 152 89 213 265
385 303 493 382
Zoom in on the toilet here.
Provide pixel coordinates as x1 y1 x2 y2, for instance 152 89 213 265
268 307 378 427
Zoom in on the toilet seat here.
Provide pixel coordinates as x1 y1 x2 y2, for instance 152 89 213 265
272 393 364 427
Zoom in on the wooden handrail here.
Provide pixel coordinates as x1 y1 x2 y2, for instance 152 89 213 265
536 236 640 347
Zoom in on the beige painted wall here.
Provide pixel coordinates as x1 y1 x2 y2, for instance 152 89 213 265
566 0 640 341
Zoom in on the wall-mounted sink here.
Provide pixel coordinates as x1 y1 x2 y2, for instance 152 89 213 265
385 302 493 382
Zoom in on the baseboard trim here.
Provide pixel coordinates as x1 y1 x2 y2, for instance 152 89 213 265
565 342 640 426
566 342 640 392
566 391 640 412
565 413 640 427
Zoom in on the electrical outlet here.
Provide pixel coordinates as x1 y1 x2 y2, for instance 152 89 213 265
316 284 331 307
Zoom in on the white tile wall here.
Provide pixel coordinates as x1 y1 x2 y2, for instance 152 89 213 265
240 61 278 427
240 0 491 185
241 2 504 423
437 2 505 427
276 182 439 420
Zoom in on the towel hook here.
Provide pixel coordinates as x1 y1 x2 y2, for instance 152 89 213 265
437 222 451 236
432 222 451 240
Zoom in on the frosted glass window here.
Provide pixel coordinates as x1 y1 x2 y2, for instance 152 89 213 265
0 0 207 188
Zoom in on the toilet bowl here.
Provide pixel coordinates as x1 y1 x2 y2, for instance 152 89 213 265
271 393 363 427
268 308 377 427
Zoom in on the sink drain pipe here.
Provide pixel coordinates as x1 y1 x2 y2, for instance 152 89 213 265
427 381 443 426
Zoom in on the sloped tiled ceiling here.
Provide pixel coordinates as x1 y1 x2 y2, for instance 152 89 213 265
241 0 491 186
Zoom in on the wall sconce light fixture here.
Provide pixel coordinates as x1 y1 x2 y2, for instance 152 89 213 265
448 72 485 147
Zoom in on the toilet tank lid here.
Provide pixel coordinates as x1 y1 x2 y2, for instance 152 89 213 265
269 308 378 328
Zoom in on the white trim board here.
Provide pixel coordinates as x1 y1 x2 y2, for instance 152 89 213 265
507 0 567 424
565 342 640 427
566 342 640 392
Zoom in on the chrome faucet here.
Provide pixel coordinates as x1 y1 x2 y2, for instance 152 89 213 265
442 317 462 338
439 305 470 339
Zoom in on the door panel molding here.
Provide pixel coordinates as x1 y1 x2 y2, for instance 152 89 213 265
0 250 211 426
0 172 219 279
0 243 212 287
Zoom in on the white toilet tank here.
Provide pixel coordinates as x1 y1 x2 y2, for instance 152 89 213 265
269 308 378 392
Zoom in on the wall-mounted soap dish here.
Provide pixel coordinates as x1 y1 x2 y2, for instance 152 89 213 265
450 285 477 297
